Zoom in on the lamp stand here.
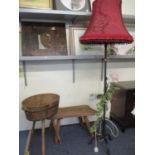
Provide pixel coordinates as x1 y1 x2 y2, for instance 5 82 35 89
89 43 111 155
102 43 111 140
101 43 111 155
103 44 108 94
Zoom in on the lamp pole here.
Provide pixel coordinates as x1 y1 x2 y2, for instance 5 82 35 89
104 43 108 94
102 43 111 155
102 43 108 140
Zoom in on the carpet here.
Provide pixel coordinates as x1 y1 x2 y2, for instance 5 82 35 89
19 124 135 155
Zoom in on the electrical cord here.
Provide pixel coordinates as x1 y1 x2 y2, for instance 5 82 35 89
95 118 119 138
105 118 119 138
93 118 119 153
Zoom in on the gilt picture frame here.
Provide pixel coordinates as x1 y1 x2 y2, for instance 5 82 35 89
69 27 105 56
19 0 52 9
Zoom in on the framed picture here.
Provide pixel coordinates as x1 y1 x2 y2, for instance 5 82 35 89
108 30 135 56
21 22 68 56
19 0 52 9
53 0 90 12
69 27 105 55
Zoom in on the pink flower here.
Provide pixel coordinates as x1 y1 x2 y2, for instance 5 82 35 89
109 73 119 83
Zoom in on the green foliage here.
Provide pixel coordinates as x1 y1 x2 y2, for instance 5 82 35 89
90 84 119 133
107 44 118 56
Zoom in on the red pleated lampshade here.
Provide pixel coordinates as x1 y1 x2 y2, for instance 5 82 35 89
80 0 133 44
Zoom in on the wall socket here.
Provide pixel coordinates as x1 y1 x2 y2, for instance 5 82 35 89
90 94 102 99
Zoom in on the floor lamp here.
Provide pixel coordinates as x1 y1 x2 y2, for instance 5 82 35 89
80 0 133 154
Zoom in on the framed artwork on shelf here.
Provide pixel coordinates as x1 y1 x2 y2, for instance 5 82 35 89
21 22 68 56
108 31 135 56
53 0 90 12
19 0 52 9
69 27 105 56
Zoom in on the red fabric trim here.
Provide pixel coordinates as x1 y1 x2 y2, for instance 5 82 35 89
80 34 133 44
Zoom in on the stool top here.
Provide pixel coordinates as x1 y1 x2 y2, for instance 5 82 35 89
22 93 59 112
53 105 96 119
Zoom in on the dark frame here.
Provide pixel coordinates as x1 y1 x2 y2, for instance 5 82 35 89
21 22 68 56
53 0 90 12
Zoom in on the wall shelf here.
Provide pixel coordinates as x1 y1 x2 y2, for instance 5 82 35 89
19 8 91 22
19 8 135 23
19 55 135 62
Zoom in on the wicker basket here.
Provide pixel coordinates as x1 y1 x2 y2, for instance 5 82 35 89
22 93 59 121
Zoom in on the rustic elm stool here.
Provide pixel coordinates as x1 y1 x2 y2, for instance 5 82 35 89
22 93 59 155
50 105 96 144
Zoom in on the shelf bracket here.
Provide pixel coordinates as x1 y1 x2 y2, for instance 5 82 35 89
23 61 28 86
71 15 78 24
72 59 75 83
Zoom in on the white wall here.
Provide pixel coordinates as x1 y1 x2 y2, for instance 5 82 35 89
122 0 135 15
19 60 135 131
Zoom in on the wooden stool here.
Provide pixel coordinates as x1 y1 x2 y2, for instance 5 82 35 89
22 93 59 155
50 105 96 144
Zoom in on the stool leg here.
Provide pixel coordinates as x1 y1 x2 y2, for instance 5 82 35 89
49 119 53 130
25 121 35 154
28 121 36 150
83 116 90 129
83 116 93 136
53 119 61 144
41 120 45 155
80 116 93 137
78 116 85 128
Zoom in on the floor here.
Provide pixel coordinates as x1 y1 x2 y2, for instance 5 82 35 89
19 124 135 155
